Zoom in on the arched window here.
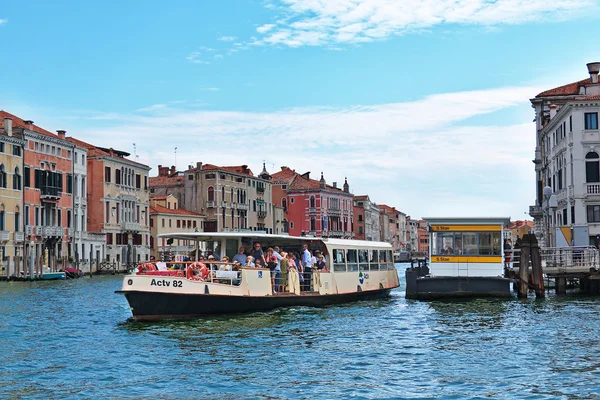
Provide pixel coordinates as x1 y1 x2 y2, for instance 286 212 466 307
310 196 315 208
0 164 5 188
282 198 287 211
231 187 234 203
0 204 4 231
207 186 214 201
221 186 225 202
586 151 600 183
283 218 288 233
14 206 20 232
310 217 316 232
13 166 21 190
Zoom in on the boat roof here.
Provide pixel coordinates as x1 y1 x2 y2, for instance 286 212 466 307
422 217 511 227
157 231 393 249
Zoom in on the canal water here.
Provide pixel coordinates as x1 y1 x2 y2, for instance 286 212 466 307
2 266 600 399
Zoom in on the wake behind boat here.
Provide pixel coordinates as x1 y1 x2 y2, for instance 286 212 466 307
117 232 400 320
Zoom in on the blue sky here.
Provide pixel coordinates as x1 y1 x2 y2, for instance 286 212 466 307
1 0 599 219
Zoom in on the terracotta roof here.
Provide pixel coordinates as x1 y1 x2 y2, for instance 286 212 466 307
0 110 58 138
379 204 397 213
149 175 183 187
287 174 349 194
150 204 203 216
536 78 589 97
150 194 168 200
272 167 298 183
67 136 150 168
581 94 600 101
354 195 369 201
508 220 534 229
201 164 254 176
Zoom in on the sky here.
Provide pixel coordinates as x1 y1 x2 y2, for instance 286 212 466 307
1 0 599 220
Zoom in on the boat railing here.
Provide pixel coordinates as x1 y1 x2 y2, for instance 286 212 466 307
135 261 244 286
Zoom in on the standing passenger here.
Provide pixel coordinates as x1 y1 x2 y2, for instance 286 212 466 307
302 244 312 291
278 251 289 293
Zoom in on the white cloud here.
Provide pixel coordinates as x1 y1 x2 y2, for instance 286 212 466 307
136 104 167 112
199 87 220 92
257 23 276 33
186 51 210 64
214 54 224 59
219 35 238 41
256 0 594 46
0 18 7 25
70 85 539 218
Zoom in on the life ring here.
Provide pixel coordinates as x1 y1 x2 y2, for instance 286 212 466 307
186 264 195 280
146 263 157 271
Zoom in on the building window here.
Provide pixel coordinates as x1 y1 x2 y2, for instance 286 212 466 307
136 174 141 189
282 198 287 212
290 197 294 204
570 115 573 132
359 226 363 235
14 207 19 232
169 219 172 228
104 166 111 183
310 196 315 208
115 169 121 185
310 217 316 231
106 201 110 223
12 145 21 157
585 113 599 130
358 214 363 222
13 167 21 190
290 221 294 229
208 186 214 201
177 220 181 228
0 164 5 188
161 218 165 227
587 205 600 223
0 142 4 153
586 151 600 183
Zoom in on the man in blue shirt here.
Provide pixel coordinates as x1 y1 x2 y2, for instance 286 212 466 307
302 244 312 291
233 247 247 266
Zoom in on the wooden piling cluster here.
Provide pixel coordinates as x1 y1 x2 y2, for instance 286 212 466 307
516 234 545 299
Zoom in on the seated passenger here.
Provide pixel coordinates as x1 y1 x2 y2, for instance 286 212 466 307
219 256 232 271
246 255 255 267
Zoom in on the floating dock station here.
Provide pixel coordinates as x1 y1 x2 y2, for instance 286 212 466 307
406 217 512 299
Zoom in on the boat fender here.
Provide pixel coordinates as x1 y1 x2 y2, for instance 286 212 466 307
204 285 210 294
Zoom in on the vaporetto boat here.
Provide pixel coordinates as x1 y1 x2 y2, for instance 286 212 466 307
117 232 400 320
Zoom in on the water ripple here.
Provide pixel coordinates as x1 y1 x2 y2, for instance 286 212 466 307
3 270 600 398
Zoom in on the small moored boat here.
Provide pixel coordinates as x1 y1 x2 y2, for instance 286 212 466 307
117 232 400 320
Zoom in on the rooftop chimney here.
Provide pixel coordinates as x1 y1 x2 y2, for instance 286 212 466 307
333 182 337 189
170 165 176 175
23 120 34 125
549 104 558 119
3 118 12 137
196 162 202 171
587 62 600 84
56 130 66 139
281 166 288 171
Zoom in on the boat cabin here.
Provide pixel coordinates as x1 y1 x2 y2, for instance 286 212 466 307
423 217 510 278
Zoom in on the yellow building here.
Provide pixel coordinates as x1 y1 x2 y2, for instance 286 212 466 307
149 194 205 260
0 117 25 277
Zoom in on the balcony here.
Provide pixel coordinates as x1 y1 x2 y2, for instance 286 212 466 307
67 228 74 238
122 221 141 232
0 231 9 242
26 225 34 236
257 185 265 193
585 183 600 195
328 207 341 216
533 149 542 165
221 201 228 208
14 232 24 243
41 226 63 238
206 200 215 208
529 205 543 218
237 203 249 210
308 207 317 213
34 226 43 236
257 210 267 219
40 186 62 200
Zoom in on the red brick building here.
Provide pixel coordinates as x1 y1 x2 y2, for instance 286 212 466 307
272 167 354 237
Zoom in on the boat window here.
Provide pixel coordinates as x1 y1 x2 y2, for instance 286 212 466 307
434 232 455 255
479 232 501 255
358 249 368 271
333 249 346 272
369 250 380 271
347 249 358 271
386 250 394 270
461 232 477 255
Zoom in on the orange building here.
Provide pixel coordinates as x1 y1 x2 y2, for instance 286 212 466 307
0 111 75 272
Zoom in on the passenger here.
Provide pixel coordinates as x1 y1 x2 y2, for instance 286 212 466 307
316 254 327 271
219 256 232 271
273 246 283 292
252 242 266 266
233 247 247 266
207 255 217 270
265 247 278 292
254 259 264 268
287 252 301 294
246 255 255 268
302 244 312 291
278 251 289 293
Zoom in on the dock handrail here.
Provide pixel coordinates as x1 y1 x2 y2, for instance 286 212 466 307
506 246 599 272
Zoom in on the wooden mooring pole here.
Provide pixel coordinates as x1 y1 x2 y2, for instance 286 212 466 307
518 237 530 298
527 234 545 298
